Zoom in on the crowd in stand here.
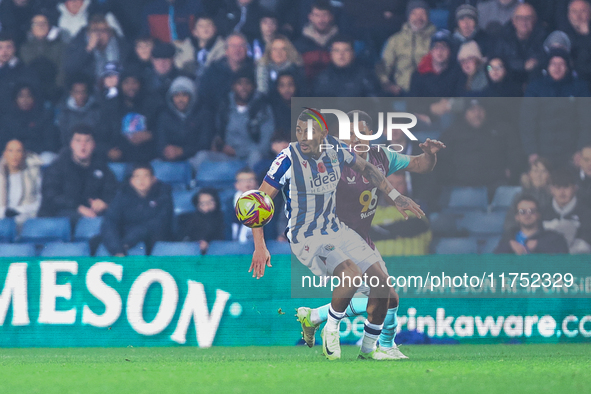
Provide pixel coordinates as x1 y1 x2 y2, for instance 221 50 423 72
0 0 590 256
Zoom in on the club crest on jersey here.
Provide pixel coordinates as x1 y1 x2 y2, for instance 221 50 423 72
324 244 335 251
362 176 369 184
327 149 338 163
317 162 326 173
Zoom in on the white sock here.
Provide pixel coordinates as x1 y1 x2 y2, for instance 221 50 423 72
310 307 323 325
325 305 346 332
361 320 383 353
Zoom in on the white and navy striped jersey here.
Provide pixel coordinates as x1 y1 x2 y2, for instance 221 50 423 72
264 134 357 244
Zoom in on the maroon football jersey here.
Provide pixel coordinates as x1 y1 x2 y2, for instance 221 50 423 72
336 147 390 250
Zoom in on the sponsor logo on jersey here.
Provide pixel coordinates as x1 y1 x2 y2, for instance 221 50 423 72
347 176 356 184
302 161 307 168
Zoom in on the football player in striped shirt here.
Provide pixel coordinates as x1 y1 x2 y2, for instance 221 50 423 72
296 110 445 360
249 108 424 360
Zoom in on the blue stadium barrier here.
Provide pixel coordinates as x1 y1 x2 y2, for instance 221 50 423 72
441 187 489 213
108 162 128 182
74 217 103 241
457 211 506 236
430 8 449 29
95 242 147 256
173 190 197 216
0 243 36 257
490 186 522 212
266 240 291 255
151 242 201 256
151 161 193 190
19 218 71 243
0 218 16 243
207 241 255 256
434 237 478 254
40 242 91 257
196 160 247 188
428 212 459 237
481 236 502 254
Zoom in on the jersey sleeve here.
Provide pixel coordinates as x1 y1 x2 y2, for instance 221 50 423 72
264 148 291 189
331 135 357 167
383 149 410 175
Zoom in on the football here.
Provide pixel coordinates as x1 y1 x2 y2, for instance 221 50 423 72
235 190 275 228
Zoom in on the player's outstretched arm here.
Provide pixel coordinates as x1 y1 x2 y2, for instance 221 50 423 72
405 138 446 173
352 154 425 220
249 180 279 279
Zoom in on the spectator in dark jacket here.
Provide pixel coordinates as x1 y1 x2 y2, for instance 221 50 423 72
177 188 224 254
99 66 158 163
0 32 40 115
409 29 464 98
57 75 102 146
492 3 547 84
437 100 520 194
198 33 254 112
495 195 569 254
215 0 264 42
63 13 130 83
157 76 215 161
477 0 520 35
312 35 379 97
520 48 591 167
559 0 591 83
38 125 118 223
481 57 523 97
270 71 298 139
1 83 60 163
141 0 203 43
19 13 66 100
293 0 338 84
451 4 490 58
542 169 591 254
101 163 173 256
578 144 591 209
144 41 184 109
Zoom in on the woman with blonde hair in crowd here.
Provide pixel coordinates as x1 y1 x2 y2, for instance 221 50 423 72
0 139 43 228
256 35 304 95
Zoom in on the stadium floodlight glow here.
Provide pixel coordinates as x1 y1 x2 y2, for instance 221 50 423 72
306 108 419 141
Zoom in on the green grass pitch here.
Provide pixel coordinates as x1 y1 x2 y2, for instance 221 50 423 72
0 345 589 393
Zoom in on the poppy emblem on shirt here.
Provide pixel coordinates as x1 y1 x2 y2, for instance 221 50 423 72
94 170 103 179
317 162 326 173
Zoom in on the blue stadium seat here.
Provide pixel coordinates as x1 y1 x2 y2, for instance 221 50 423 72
220 188 238 240
207 241 255 255
173 190 197 216
19 218 71 243
428 212 459 237
40 242 91 257
196 160 247 188
151 161 192 190
0 218 16 242
108 162 128 182
434 237 478 254
441 187 489 213
457 211 505 236
74 217 103 241
151 242 201 256
490 186 522 212
0 243 36 257
95 242 146 256
266 240 291 255
480 236 501 254
430 8 449 29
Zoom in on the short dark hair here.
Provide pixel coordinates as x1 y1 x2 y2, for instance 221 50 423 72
67 74 92 92
192 187 221 211
70 124 95 140
88 13 108 26
347 110 373 131
329 34 355 50
0 31 15 43
515 194 539 209
311 0 333 13
131 162 154 176
550 168 578 187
